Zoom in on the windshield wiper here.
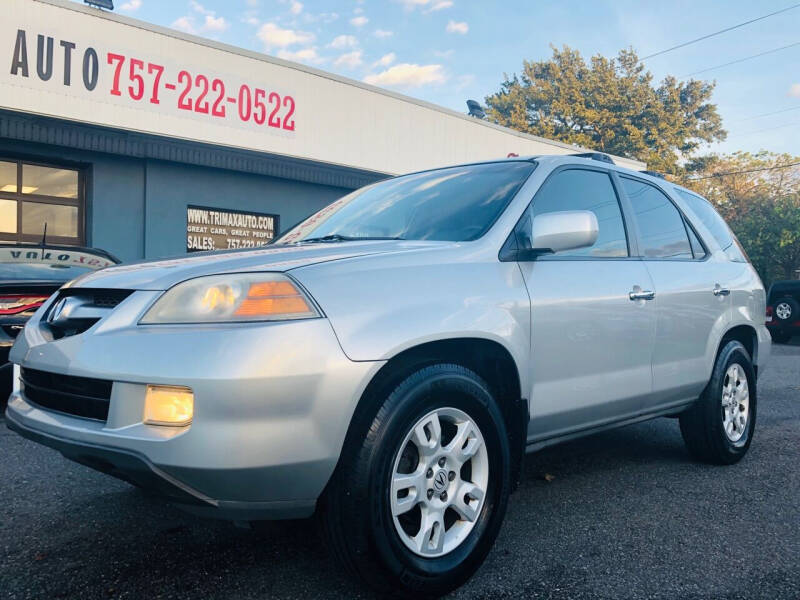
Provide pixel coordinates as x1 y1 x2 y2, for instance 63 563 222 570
296 234 405 244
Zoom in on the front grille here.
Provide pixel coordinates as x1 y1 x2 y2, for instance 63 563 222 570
44 289 133 339
21 368 113 422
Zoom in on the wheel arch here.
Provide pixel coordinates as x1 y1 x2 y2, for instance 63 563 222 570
717 324 758 377
333 337 528 493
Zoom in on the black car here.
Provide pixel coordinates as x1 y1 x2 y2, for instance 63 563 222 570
766 280 800 344
0 244 119 406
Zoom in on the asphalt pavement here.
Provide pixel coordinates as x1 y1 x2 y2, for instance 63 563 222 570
2 342 798 599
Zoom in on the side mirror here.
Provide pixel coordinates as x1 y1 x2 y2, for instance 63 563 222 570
517 210 599 260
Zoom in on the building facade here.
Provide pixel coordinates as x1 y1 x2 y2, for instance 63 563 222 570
1 0 645 262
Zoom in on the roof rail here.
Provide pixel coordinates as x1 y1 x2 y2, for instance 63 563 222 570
640 170 666 179
570 152 615 165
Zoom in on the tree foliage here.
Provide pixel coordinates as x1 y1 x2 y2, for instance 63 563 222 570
680 152 800 285
484 45 726 174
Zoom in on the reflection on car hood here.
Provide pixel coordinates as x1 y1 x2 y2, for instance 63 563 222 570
69 240 447 291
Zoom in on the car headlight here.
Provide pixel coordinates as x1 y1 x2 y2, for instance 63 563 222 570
140 273 320 324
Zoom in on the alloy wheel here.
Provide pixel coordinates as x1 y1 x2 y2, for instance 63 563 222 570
721 363 749 442
389 407 489 557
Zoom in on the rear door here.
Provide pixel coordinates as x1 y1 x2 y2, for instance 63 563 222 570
618 176 736 411
516 167 657 442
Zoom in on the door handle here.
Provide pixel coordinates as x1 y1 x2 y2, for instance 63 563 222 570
713 287 730 297
629 290 655 301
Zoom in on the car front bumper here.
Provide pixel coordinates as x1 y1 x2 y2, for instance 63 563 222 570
5 290 383 520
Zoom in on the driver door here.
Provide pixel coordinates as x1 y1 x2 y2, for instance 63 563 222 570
514 167 657 442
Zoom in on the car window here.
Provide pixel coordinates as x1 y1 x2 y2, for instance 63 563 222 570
275 161 536 244
686 224 707 259
621 177 692 259
526 169 628 257
675 188 748 263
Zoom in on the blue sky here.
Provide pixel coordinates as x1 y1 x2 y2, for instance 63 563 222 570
83 0 800 157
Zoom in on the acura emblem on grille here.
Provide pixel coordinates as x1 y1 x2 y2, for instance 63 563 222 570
47 297 69 324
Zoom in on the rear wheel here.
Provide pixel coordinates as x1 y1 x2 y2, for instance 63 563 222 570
679 340 756 465
774 297 799 324
320 364 511 598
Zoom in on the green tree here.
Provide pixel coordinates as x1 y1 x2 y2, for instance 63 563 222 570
681 151 800 286
485 45 726 174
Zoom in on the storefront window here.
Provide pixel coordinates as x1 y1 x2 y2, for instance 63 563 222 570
22 203 78 237
0 199 16 233
22 164 79 198
0 161 16 193
0 159 83 245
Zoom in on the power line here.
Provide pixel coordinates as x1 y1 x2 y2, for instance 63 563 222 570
726 119 800 139
729 105 800 123
682 40 800 77
686 161 800 180
641 2 800 60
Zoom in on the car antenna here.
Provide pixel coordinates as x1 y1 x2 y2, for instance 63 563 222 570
40 222 47 259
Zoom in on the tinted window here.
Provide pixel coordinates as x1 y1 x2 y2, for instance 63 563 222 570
528 169 628 257
276 161 535 243
622 177 691 259
675 188 747 262
687 224 706 259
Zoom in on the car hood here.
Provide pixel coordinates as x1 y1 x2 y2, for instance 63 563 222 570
67 241 445 291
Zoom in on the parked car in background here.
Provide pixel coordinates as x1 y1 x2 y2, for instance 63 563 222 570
0 244 118 408
5 155 770 597
766 280 800 343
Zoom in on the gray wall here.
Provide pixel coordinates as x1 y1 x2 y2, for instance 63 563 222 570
0 138 351 262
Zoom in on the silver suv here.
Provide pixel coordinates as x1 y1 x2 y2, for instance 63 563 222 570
6 155 770 597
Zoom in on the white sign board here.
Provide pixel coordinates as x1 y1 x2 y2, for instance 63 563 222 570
0 0 645 175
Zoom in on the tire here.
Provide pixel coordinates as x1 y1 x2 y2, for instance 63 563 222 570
773 297 799 324
319 364 511 598
679 340 756 465
769 329 792 344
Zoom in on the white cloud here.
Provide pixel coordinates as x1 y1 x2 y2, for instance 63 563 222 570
790 83 800 98
373 29 394 38
203 14 229 32
290 1 303 15
350 15 369 27
120 0 141 11
171 16 197 34
329 34 358 49
258 22 315 48
354 6 364 14
364 63 446 88
399 0 453 11
334 50 364 69
373 52 396 67
398 0 430 9
424 1 453 13
277 46 324 64
434 48 454 58
455 73 475 91
246 0 259 5
303 11 339 24
243 14 260 26
446 20 468 34
190 0 212 15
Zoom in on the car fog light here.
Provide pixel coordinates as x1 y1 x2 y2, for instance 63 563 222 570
144 385 194 426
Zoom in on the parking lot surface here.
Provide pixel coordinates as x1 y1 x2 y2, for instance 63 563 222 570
2 342 798 600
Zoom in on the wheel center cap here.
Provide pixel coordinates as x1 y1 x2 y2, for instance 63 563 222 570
433 469 448 492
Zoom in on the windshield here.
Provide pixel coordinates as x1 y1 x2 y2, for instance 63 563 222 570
0 246 116 281
276 161 536 244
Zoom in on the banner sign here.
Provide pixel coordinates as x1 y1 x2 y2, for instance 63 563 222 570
187 205 278 252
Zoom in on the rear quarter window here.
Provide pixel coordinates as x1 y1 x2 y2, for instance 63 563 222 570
675 188 748 263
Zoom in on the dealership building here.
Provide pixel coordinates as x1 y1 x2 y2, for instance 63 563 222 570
1 0 644 262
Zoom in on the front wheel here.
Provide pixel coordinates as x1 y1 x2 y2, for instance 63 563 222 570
320 364 511 597
679 340 757 465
